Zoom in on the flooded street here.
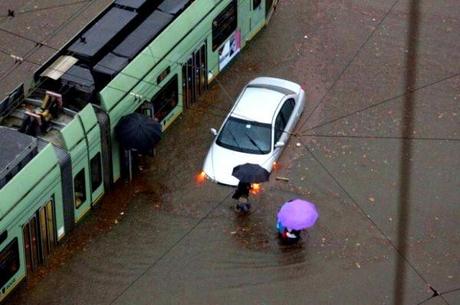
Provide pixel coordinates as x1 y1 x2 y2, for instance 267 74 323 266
2 0 459 304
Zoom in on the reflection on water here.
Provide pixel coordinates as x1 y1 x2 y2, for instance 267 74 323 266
230 206 308 268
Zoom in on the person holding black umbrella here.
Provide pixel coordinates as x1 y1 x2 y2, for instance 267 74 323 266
232 181 252 213
231 163 270 214
115 112 162 180
115 112 162 154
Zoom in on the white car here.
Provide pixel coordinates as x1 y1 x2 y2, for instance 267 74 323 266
203 77 305 186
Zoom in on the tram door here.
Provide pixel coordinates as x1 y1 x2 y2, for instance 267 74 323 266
266 0 273 15
22 201 55 274
250 0 264 36
182 43 207 108
266 0 278 21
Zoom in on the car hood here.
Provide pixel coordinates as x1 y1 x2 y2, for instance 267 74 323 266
203 142 272 186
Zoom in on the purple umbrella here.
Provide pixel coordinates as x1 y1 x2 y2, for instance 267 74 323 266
277 199 319 230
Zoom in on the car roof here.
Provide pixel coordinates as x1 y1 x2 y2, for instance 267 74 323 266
231 87 285 124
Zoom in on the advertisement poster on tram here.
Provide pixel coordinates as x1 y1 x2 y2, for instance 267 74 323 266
218 30 241 70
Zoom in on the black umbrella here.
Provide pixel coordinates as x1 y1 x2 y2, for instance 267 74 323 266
115 112 162 153
232 163 270 183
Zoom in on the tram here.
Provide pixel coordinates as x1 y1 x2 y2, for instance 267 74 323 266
0 0 278 302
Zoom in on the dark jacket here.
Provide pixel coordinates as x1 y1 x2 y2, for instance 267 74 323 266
232 182 251 200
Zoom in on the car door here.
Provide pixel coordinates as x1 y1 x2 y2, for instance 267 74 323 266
280 97 296 136
273 112 285 160
273 97 296 159
275 97 295 144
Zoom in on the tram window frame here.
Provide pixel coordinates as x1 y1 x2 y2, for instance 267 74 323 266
74 169 86 209
212 0 237 51
157 67 171 85
150 75 178 122
90 153 102 192
253 0 262 9
0 238 20 288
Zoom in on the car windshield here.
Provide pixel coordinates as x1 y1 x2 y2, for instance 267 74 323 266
216 117 272 154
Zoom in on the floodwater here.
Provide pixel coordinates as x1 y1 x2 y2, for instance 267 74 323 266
3 0 460 304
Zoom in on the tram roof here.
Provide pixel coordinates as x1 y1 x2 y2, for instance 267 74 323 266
67 8 138 61
0 127 38 189
36 0 193 106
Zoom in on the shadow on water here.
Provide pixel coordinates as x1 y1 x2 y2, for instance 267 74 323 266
275 234 308 267
392 0 449 304
393 1 426 305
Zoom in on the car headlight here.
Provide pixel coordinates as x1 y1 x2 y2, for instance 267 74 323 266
204 172 216 182
196 171 208 183
199 170 215 183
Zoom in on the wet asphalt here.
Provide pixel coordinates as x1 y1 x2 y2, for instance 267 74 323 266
1 1 459 305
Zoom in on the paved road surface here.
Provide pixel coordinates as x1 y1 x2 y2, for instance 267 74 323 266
1 1 459 305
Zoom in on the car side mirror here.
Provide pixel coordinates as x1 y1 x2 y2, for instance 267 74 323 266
210 128 217 136
274 141 285 148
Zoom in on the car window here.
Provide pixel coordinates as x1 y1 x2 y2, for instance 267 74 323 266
280 98 295 124
216 117 272 154
274 114 284 143
274 98 295 143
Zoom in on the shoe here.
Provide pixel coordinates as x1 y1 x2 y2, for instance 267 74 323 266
240 203 251 213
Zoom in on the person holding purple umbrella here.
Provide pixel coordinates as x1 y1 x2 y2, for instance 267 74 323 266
276 198 319 244
277 221 301 244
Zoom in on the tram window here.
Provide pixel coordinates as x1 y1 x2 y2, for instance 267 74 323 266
90 153 102 191
253 0 261 9
0 238 20 288
212 0 237 51
74 169 86 208
0 231 7 244
150 75 178 122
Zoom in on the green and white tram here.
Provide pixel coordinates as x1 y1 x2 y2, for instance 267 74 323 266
0 0 278 302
